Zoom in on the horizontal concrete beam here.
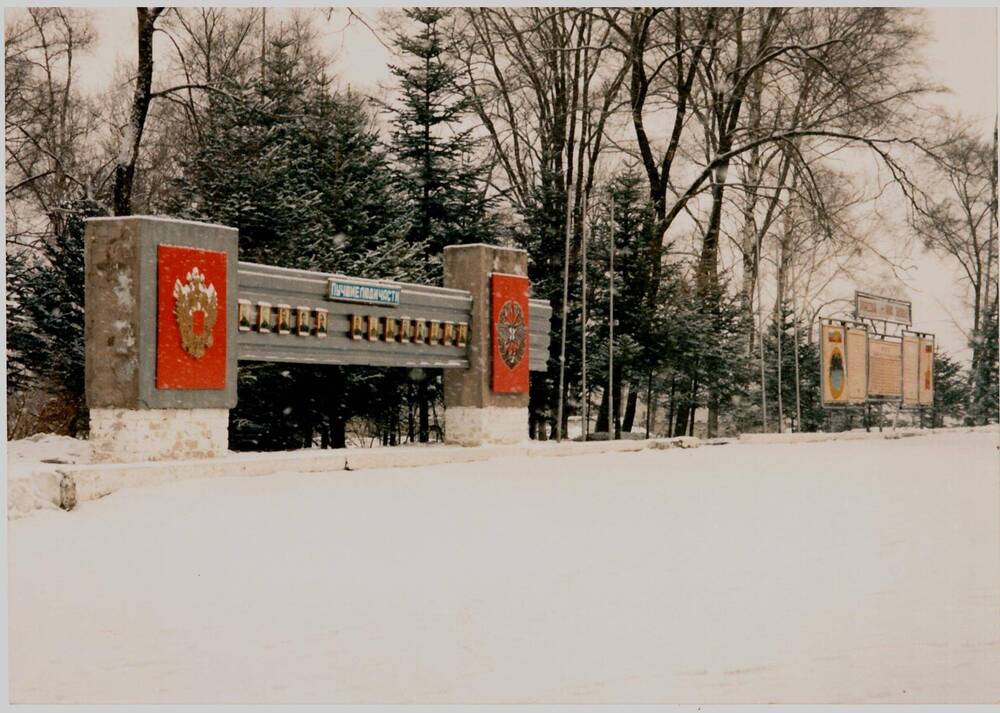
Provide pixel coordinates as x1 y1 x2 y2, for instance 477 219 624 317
235 261 553 372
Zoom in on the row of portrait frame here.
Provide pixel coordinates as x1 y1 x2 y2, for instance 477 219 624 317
819 319 935 408
237 299 468 348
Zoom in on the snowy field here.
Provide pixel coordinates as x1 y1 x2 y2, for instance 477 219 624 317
8 430 1000 703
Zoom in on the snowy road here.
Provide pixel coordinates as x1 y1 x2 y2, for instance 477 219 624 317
9 431 1000 703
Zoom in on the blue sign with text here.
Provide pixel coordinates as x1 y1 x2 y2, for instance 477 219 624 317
327 279 400 307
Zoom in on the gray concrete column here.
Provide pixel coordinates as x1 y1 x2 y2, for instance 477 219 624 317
442 243 530 445
85 216 237 461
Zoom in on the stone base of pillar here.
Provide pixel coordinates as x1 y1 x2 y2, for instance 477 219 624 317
89 408 229 463
444 406 529 447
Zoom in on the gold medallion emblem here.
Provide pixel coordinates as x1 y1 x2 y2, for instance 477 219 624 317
173 267 219 359
496 300 527 369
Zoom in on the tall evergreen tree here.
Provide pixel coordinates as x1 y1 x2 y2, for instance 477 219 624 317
388 8 495 272
161 31 428 451
969 295 999 424
584 173 658 436
762 303 822 433
387 8 496 441
932 352 972 427
6 198 106 436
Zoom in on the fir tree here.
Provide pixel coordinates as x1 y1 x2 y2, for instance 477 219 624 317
161 31 428 451
584 173 659 435
387 8 495 273
762 303 823 433
386 9 495 441
933 352 972 427
969 296 999 424
6 198 106 435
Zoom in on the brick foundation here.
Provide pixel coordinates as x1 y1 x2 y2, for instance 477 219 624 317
89 408 229 463
445 406 529 447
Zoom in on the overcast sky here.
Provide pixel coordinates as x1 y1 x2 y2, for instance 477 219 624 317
10 5 999 361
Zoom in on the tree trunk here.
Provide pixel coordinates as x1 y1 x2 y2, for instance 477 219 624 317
612 369 623 439
595 383 609 433
707 395 719 438
666 375 677 437
688 379 699 437
673 405 688 437
644 368 654 436
700 177 728 439
698 179 727 296
112 8 163 216
389 399 399 446
407 385 415 443
418 378 430 443
327 366 346 449
673 378 693 437
622 387 638 432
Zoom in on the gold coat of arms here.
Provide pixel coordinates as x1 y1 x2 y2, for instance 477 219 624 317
496 300 527 369
173 267 219 359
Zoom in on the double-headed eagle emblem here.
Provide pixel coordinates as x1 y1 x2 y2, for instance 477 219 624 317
496 300 527 369
173 267 219 359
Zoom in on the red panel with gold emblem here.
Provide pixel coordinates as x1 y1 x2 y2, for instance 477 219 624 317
491 272 530 393
156 244 228 390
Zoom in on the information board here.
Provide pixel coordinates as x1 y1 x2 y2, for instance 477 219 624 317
845 327 869 403
855 291 912 325
819 295 934 409
918 336 935 406
867 336 902 399
820 323 849 405
901 333 920 406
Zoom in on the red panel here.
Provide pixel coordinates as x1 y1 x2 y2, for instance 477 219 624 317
491 273 530 394
156 244 228 390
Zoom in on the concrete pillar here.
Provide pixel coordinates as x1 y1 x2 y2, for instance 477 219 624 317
85 216 238 462
442 243 530 446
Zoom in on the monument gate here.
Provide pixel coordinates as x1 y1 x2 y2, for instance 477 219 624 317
84 216 552 462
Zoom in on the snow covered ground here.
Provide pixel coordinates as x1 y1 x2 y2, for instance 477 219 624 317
8 430 1000 703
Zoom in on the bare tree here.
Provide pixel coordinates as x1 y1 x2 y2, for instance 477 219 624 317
112 8 166 215
450 7 628 436
5 8 101 241
910 122 998 417
110 7 279 215
613 8 931 299
603 7 935 434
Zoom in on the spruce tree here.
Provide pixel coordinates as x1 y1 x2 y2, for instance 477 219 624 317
387 8 495 269
6 198 106 436
933 352 972 427
762 303 822 433
162 32 427 451
970 296 999 424
387 9 495 441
